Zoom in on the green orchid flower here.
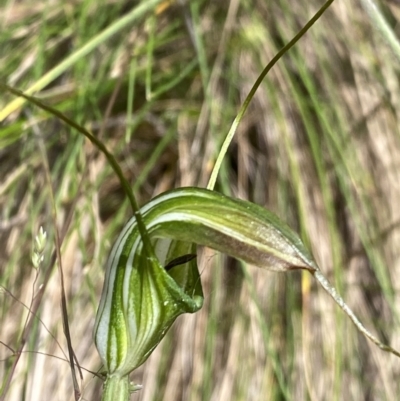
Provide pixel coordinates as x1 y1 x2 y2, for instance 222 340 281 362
94 187 317 399
94 187 399 401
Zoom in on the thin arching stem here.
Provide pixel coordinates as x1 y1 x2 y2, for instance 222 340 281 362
0 83 155 257
207 0 335 190
313 269 400 358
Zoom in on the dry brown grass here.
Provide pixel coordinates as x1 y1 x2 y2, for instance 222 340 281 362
1 0 400 400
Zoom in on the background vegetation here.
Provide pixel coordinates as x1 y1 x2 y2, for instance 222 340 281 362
1 0 400 400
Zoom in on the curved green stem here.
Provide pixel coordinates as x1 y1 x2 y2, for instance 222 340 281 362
207 0 335 190
0 83 155 257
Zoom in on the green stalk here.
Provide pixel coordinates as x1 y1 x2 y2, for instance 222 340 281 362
207 0 335 190
0 83 154 259
102 375 129 401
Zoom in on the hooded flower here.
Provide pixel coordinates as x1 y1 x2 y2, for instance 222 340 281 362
94 187 316 378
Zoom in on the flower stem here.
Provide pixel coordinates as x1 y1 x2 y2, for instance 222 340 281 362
101 375 129 401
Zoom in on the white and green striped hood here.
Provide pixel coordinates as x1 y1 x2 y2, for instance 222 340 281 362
94 187 316 378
